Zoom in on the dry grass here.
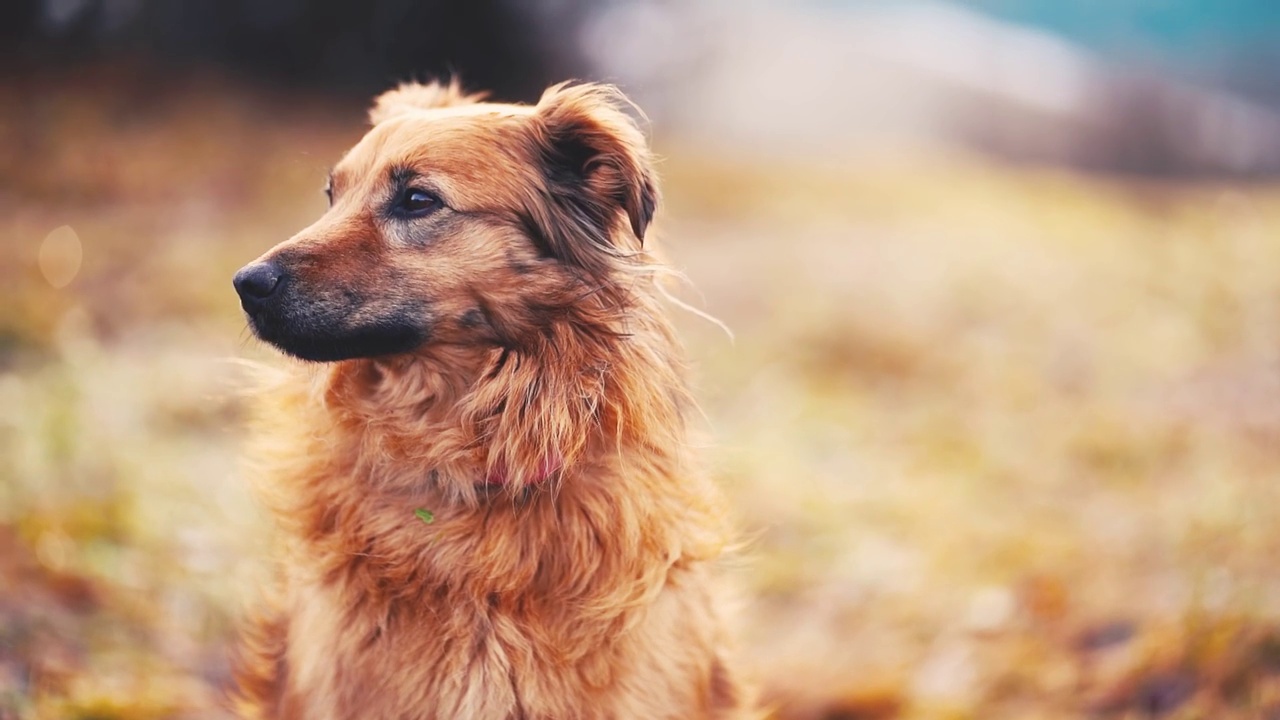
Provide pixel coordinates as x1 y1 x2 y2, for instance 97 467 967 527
3 75 1280 719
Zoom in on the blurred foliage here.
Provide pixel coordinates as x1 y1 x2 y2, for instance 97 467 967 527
4 73 1280 719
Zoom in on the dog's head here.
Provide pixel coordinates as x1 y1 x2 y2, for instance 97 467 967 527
233 79 657 362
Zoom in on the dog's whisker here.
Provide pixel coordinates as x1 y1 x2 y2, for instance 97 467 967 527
654 280 735 343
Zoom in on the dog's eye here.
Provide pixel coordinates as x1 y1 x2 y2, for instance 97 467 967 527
396 188 441 216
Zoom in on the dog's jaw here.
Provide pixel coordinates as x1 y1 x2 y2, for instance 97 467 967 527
245 306 428 362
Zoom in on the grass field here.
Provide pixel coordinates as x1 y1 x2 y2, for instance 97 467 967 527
3 76 1280 719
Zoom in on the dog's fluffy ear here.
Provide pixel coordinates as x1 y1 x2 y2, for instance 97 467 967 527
525 82 658 277
369 78 485 124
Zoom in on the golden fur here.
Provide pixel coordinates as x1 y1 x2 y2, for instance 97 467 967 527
230 79 752 719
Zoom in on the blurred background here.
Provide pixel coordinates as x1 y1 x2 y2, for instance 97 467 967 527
3 1 1280 718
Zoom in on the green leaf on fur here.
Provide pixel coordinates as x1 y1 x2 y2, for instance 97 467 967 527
414 508 435 525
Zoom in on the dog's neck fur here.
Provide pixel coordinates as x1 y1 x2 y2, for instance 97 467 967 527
250 278 727 601
331 281 686 499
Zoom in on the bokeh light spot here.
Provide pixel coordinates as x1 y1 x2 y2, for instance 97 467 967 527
39 225 83 289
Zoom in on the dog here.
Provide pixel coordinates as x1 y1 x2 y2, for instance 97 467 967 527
230 79 752 719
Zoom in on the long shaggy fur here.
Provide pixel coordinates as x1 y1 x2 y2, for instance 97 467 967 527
230 80 753 719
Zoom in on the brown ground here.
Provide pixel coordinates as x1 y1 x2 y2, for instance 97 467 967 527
3 74 1280 719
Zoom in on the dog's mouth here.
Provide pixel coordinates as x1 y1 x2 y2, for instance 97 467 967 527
247 311 426 362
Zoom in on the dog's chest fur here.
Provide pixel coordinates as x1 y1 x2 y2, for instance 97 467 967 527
280 504 724 719
242 360 743 719
273 469 730 719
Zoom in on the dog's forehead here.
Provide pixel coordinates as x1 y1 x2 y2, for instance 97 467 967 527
334 104 533 183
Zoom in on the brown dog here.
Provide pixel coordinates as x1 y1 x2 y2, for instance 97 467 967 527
230 79 751 719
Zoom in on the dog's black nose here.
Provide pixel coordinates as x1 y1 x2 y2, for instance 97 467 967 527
233 262 283 310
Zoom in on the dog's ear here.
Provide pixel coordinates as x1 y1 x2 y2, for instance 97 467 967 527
369 78 485 124
524 82 658 277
